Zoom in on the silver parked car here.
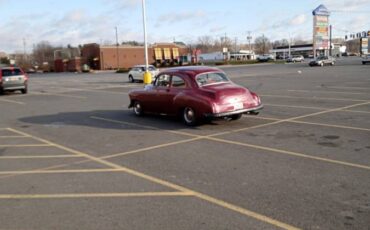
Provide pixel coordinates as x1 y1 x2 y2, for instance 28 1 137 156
0 66 28 94
309 56 335 67
287 55 304 63
362 54 370 65
128 65 159 83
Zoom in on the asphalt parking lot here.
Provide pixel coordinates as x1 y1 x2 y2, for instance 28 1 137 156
0 57 369 230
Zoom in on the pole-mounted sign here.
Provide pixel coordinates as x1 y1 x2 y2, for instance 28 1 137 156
312 5 330 57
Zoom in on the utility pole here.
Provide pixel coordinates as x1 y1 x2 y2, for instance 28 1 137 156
115 26 119 70
234 37 237 52
329 24 332 56
247 31 252 59
23 38 26 61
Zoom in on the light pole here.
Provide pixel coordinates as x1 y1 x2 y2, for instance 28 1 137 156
142 0 151 84
115 26 120 70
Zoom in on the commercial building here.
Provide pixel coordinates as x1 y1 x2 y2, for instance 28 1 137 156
81 43 188 70
272 43 346 58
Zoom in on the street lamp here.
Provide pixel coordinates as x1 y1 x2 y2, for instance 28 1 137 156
115 26 120 70
142 0 151 84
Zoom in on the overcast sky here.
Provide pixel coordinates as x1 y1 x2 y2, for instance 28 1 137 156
0 0 369 53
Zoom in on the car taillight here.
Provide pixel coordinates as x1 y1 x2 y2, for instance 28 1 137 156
251 92 261 105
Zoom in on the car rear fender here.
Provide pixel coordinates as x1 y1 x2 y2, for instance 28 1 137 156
174 93 213 118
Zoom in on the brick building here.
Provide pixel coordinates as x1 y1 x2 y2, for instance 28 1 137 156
81 43 188 70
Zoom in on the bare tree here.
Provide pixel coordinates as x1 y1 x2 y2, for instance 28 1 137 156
196 36 214 53
272 39 289 48
254 35 271 54
32 41 58 66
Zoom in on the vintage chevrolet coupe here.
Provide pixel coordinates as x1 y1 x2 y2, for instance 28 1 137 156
128 66 263 126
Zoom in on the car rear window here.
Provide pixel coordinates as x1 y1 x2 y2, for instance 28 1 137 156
196 72 229 87
1 68 23 77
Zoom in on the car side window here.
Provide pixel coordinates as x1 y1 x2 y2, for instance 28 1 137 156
171 75 186 88
155 74 171 87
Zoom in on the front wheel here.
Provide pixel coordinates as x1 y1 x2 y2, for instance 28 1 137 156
320 62 324 67
183 107 197 126
331 62 335 66
133 101 143 116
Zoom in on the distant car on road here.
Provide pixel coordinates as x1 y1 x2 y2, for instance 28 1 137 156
287 55 304 63
362 54 370 65
309 56 335 67
128 66 263 126
0 66 28 95
128 65 159 83
257 54 274 62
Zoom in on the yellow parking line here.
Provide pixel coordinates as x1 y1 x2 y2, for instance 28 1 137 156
252 116 370 132
30 92 86 99
0 98 25 105
0 192 194 199
263 103 326 110
0 155 83 159
206 137 370 171
0 168 127 175
288 89 368 95
260 94 367 102
264 104 370 114
0 136 27 138
321 86 369 90
90 116 199 138
6 128 299 230
280 101 370 121
343 109 370 114
0 144 52 148
102 137 203 160
75 88 128 95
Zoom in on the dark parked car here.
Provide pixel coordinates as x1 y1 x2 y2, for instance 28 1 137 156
128 66 263 126
0 66 28 94
309 56 335 67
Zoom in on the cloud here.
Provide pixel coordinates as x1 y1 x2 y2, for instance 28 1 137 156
209 25 227 33
102 0 141 10
321 0 370 11
290 14 307 26
155 11 207 27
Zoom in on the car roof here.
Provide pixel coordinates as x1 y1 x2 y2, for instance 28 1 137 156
160 66 223 77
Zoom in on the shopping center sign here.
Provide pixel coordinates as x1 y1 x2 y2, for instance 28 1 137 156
312 5 330 56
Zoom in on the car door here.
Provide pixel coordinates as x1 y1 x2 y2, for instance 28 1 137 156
164 75 187 115
134 67 144 80
147 74 171 114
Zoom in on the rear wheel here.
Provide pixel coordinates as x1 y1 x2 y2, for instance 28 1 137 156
133 101 143 116
129 75 134 83
331 62 335 66
21 86 28 94
183 107 197 126
230 114 242 120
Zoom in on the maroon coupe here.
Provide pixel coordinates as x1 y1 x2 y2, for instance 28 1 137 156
128 66 263 126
